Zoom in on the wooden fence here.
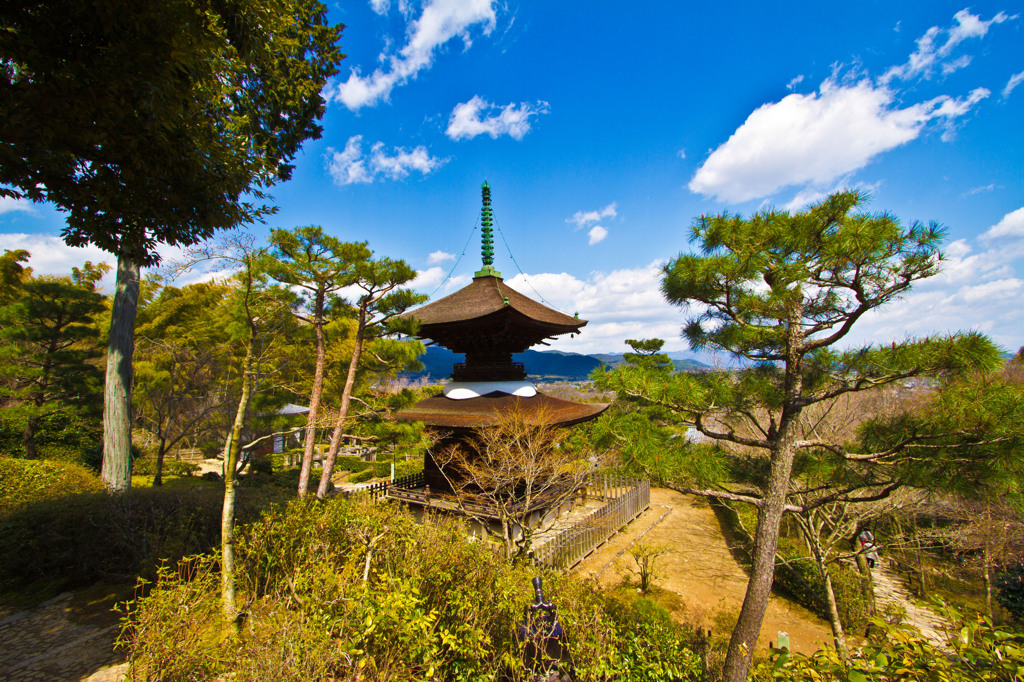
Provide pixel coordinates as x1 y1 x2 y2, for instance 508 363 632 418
531 475 650 571
344 471 426 502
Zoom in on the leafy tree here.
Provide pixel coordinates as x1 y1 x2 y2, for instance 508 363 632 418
172 232 299 624
0 0 344 491
596 191 1002 681
0 250 31 306
623 338 673 372
265 227 371 498
133 281 234 485
316 256 426 499
0 261 108 458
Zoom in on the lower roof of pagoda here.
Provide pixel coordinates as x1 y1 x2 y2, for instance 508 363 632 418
394 392 608 429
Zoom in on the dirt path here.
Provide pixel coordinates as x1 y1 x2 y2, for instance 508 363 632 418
872 565 949 648
0 592 128 682
572 488 833 656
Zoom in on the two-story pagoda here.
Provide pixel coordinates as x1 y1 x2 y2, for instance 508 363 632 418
394 182 607 493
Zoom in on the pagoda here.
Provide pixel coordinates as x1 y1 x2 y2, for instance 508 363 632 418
394 182 607 493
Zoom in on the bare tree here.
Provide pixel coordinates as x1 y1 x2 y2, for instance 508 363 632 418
435 405 593 561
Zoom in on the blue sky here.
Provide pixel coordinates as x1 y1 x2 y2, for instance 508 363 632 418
2 1 1022 355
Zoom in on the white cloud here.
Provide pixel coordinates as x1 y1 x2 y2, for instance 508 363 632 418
326 135 446 186
1003 70 1024 98
588 226 608 245
369 0 389 15
0 233 113 277
499 263 692 354
427 250 456 265
965 183 996 195
689 77 989 203
567 202 617 229
329 0 497 110
882 9 1009 84
981 207 1024 242
786 74 805 91
677 149 686 160
445 96 550 141
0 196 36 215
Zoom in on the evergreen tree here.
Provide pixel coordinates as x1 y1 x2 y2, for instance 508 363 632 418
596 191 1002 681
265 226 371 498
0 261 108 458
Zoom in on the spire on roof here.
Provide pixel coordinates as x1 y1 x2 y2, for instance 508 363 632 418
475 181 501 278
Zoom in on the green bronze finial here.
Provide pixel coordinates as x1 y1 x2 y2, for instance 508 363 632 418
475 180 501 278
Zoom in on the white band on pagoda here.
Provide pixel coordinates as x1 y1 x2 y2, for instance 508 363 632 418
442 380 537 400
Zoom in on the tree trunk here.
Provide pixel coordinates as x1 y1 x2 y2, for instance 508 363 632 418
854 549 876 616
805 518 849 660
222 327 255 629
722 305 804 682
154 437 167 487
297 290 327 499
22 415 39 459
984 503 993 619
318 322 365 499
102 254 140 492
722 444 796 681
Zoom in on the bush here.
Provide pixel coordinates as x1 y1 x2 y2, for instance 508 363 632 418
0 483 287 597
0 456 103 516
752 602 1024 681
347 468 375 484
996 564 1024 621
132 457 199 477
123 499 704 681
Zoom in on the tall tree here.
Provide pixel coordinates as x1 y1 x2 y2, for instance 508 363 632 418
134 281 234 485
265 227 371 498
596 191 1002 681
316 255 426 499
0 0 344 491
0 261 108 458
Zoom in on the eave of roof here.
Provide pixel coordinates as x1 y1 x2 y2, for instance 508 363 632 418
393 392 608 429
401 275 585 331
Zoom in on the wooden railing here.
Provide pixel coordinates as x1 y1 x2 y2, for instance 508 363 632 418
531 475 650 571
344 471 426 502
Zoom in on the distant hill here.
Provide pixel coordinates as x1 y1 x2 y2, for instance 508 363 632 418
407 347 704 382
588 352 708 373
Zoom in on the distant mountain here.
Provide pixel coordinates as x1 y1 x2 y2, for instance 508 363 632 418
588 352 708 373
407 347 704 382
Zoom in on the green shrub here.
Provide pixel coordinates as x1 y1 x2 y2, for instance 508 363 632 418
132 457 199 477
347 468 375 484
0 457 103 516
0 484 287 597
123 499 704 681
752 602 1024 681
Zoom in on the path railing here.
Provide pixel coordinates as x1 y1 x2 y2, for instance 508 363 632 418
344 471 426 502
531 475 650 571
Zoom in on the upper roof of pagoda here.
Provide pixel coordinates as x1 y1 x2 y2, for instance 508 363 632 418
409 273 583 327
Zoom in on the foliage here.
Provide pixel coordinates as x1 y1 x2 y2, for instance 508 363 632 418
626 540 674 594
0 456 103 516
752 602 1024 681
0 0 344 260
122 498 704 680
131 457 199 478
0 263 107 457
596 191 1004 681
0 483 286 597
995 565 1024 622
